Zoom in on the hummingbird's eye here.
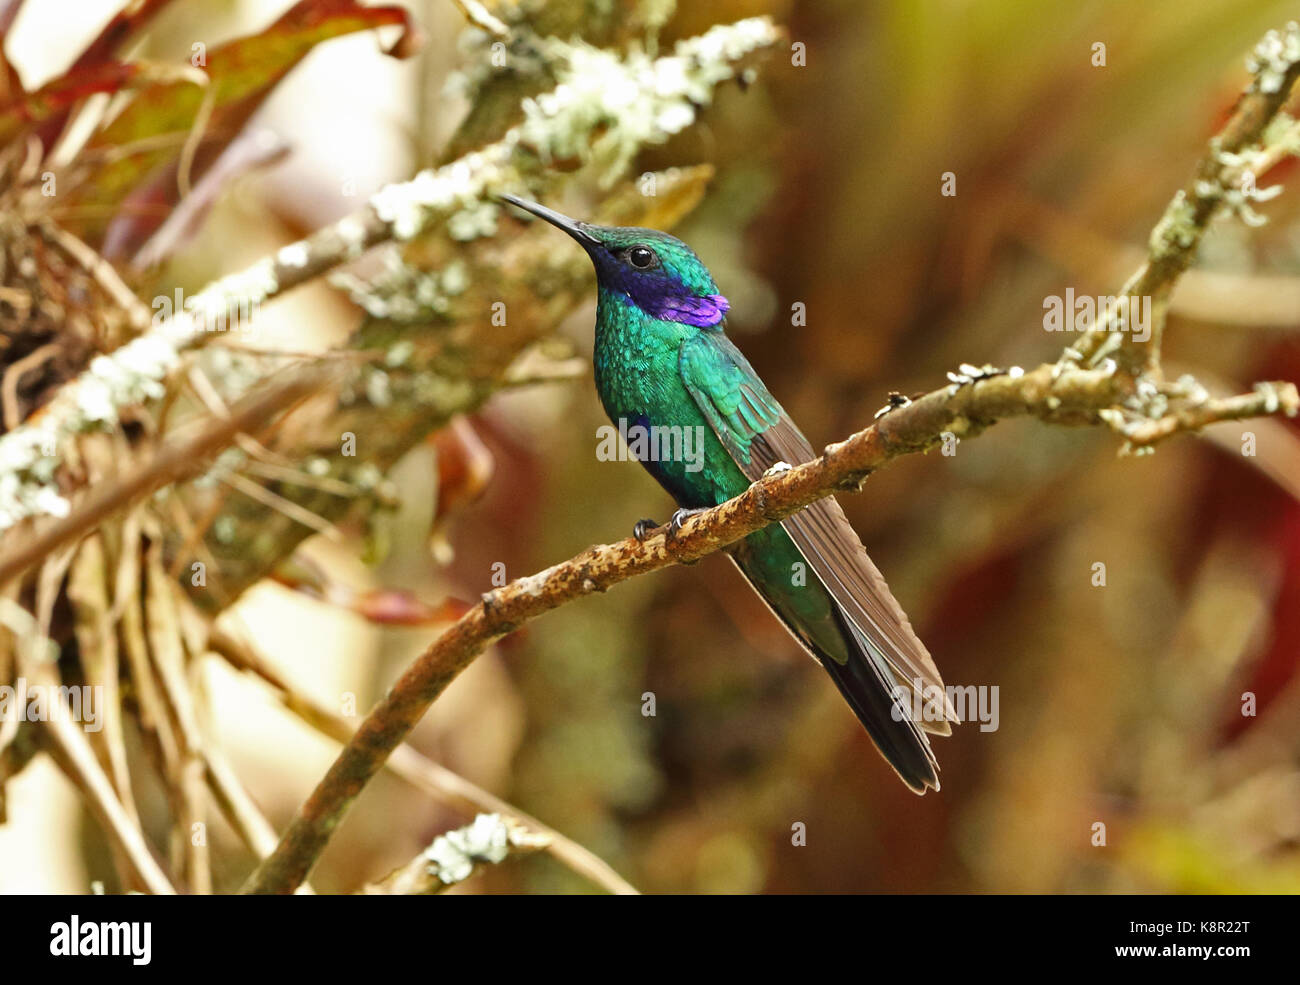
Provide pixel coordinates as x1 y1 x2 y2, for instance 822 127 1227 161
626 246 659 269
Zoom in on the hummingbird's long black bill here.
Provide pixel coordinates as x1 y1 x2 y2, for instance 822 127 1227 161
498 193 601 249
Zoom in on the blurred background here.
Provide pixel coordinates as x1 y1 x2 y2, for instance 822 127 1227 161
3 0 1300 893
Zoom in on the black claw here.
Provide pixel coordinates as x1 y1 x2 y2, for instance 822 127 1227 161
633 518 660 542
667 507 708 537
634 509 708 548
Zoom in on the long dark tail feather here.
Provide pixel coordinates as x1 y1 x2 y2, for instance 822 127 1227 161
823 606 940 794
729 557 940 794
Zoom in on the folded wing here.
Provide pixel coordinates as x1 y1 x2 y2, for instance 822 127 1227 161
679 332 957 789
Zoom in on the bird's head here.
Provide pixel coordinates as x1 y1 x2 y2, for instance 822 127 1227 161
500 194 730 329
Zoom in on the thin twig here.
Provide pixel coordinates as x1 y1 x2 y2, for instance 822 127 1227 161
1 341 60 430
239 459 360 498
448 0 509 39
218 472 345 543
26 648 175 894
0 363 340 585
176 84 215 201
143 543 210 893
208 623 639 895
1072 26 1300 372
39 222 151 330
202 746 315 893
1116 383 1297 447
362 814 550 894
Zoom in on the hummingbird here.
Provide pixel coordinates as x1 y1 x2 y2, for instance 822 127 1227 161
501 195 956 792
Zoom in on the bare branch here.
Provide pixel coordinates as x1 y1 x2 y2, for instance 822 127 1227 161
208 623 638 895
27 654 175 894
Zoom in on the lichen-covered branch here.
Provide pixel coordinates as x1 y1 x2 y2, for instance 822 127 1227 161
361 813 549 894
1073 22 1300 374
1104 379 1297 447
0 162 715 599
241 361 1298 894
0 16 780 537
0 363 339 585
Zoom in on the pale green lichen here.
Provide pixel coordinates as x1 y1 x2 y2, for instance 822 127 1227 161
0 259 288 529
639 0 678 36
1262 111 1300 154
331 255 470 323
443 21 553 106
1148 190 1198 259
421 813 546 886
1253 379 1299 416
334 214 371 258
353 463 385 490
440 259 469 295
193 447 248 490
447 201 499 241
384 340 415 368
518 17 776 184
1247 22 1300 94
213 515 237 544
371 153 493 241
413 372 475 409
276 242 311 269
371 16 779 238
365 368 393 408
1199 145 1286 227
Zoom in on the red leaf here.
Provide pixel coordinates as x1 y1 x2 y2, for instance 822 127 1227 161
63 0 422 247
0 61 141 145
431 417 496 526
32 0 179 150
269 560 472 627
